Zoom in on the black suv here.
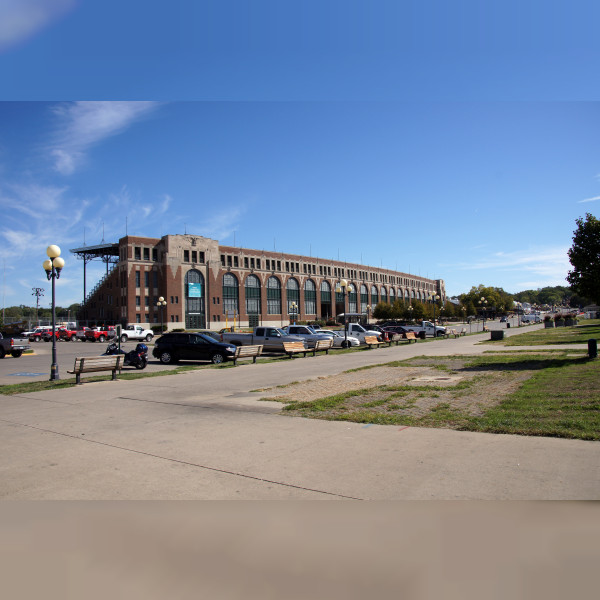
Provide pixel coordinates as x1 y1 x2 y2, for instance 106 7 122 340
152 332 237 365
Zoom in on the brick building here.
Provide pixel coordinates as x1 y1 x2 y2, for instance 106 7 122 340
74 234 446 330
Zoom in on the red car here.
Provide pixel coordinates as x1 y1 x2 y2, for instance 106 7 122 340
84 326 117 342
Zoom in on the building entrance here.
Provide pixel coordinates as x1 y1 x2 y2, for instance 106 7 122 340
185 269 206 330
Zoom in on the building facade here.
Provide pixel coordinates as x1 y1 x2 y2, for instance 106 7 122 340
76 234 446 329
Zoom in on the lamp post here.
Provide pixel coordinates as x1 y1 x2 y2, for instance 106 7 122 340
430 293 439 333
478 296 488 331
335 278 353 346
43 245 65 381
290 301 298 325
156 296 167 333
408 304 414 322
365 304 372 327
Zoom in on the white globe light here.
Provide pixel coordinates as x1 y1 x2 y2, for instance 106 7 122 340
43 259 53 271
53 257 65 269
47 245 61 258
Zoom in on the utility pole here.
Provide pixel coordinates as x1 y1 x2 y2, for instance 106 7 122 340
32 287 45 326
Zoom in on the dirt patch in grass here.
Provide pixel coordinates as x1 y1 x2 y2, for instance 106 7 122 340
259 359 535 421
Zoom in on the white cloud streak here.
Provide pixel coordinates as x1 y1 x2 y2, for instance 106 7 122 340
48 101 162 175
578 195 600 204
0 0 77 52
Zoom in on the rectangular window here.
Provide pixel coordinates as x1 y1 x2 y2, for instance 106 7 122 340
136 296 141 306
135 271 140 288
152 248 158 261
256 259 260 269
266 259 271 270
136 314 141 323
145 296 150 306
227 256 232 267
286 261 290 272
153 271 158 288
199 251 205 263
184 250 190 262
250 257 255 269
134 247 141 260
234 256 239 267
144 271 150 288
220 255 225 266
143 248 150 260
277 261 281 271
192 250 197 263
244 257 249 268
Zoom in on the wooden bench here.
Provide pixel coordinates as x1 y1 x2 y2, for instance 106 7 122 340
483 326 490 332
364 335 385 349
67 355 124 385
232 344 263 366
390 334 403 346
444 328 459 338
282 341 308 358
311 338 333 356
460 328 467 336
403 331 418 343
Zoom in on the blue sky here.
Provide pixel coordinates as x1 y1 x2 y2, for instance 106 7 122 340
1 1 600 310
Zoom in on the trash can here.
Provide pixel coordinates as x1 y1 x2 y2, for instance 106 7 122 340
491 330 504 341
418 331 426 340
506 323 511 328
589 339 598 359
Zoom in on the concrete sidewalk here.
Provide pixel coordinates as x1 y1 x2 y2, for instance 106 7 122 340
1 328 598 499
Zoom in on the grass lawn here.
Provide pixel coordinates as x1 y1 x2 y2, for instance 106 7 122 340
278 353 600 441
503 319 600 346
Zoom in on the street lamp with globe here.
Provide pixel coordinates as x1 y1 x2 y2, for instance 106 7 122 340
43 245 65 381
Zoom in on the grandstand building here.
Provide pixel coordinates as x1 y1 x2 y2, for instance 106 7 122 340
73 234 446 330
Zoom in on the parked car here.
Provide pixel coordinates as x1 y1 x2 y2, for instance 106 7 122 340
281 325 333 348
318 329 360 348
153 332 238 364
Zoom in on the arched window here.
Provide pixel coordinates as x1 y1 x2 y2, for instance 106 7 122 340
381 286 387 304
320 280 331 304
304 279 316 315
245 274 261 315
389 287 395 304
286 278 300 316
185 269 205 329
360 284 368 310
348 282 357 313
222 273 239 315
405 289 410 302
267 276 281 314
371 285 378 306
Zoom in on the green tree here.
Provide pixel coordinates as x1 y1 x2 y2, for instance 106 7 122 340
373 302 393 320
567 213 600 304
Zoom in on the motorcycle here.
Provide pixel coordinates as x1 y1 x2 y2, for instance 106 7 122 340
103 342 148 369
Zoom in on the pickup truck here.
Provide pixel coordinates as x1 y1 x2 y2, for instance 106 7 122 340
84 326 117 342
401 321 446 337
340 323 384 344
220 327 306 352
119 325 154 343
281 325 334 348
0 332 31 358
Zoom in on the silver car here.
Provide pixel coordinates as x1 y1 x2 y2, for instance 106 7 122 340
318 329 360 348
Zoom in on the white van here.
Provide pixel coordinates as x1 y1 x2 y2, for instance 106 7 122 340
521 314 541 323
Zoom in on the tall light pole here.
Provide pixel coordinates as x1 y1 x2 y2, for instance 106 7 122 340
365 304 372 326
157 296 167 333
290 301 298 325
478 296 488 331
43 245 65 381
32 287 45 326
335 278 353 346
430 293 439 333
408 304 414 322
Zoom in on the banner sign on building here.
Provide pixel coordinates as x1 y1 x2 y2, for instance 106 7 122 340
188 282 202 297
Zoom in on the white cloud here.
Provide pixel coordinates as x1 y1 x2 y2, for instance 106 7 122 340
578 195 600 204
197 205 247 241
0 0 77 52
48 102 162 175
